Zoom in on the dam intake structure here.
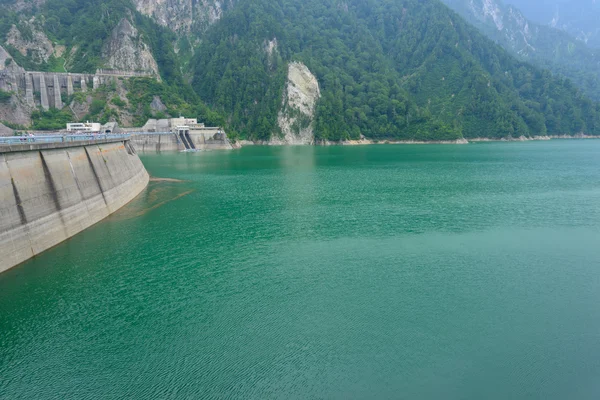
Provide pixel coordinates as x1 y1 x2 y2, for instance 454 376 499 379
0 135 149 273
124 118 234 152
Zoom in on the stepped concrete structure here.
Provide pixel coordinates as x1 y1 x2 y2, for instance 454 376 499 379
0 45 155 110
53 75 63 109
123 118 235 152
0 137 149 273
25 73 34 106
0 70 153 109
39 73 49 111
67 74 74 96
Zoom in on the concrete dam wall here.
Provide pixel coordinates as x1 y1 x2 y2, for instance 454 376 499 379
130 130 234 152
0 139 149 273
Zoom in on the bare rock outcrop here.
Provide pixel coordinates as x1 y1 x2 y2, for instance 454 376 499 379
272 62 321 145
5 21 54 65
0 95 31 126
134 0 193 32
0 46 32 125
70 95 93 121
150 96 167 112
132 0 233 34
0 122 14 136
5 0 46 13
102 18 159 75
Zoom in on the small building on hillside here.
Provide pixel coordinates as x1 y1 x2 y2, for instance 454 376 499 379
66 122 101 133
169 117 205 129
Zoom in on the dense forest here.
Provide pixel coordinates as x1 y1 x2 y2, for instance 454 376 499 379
193 0 600 141
2 0 600 141
442 0 600 102
0 0 224 130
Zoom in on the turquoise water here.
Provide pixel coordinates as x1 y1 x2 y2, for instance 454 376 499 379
1 141 600 399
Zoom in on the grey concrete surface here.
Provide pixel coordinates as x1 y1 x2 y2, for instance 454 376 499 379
0 140 149 273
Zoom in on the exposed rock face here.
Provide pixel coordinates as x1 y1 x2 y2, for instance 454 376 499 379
150 96 167 112
132 0 234 34
102 18 159 75
508 0 600 48
5 21 54 64
264 38 278 57
460 0 537 54
0 122 14 136
442 0 600 69
0 95 31 126
273 62 320 145
5 0 46 12
134 0 193 32
444 0 531 46
476 0 504 31
0 45 25 77
70 95 93 121
0 47 31 125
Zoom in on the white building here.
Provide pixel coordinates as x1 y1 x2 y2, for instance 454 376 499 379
66 122 102 133
169 117 205 130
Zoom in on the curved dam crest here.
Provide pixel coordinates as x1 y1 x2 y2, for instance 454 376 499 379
0 139 149 273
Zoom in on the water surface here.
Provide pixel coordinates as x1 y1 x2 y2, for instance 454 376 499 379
1 142 600 399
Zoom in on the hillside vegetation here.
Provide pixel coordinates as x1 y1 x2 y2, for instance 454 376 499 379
1 0 600 142
0 0 226 130
442 0 600 101
193 0 600 141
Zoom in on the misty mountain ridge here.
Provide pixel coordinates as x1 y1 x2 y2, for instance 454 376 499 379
507 0 600 48
442 0 600 100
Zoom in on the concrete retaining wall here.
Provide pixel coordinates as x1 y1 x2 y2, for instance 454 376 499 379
0 140 149 273
130 133 180 152
189 129 234 150
130 130 234 152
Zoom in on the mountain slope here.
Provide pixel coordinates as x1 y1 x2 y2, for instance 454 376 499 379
192 0 600 141
132 0 237 36
507 0 600 48
442 0 600 100
0 0 226 129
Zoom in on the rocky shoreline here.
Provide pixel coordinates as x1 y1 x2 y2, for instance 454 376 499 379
234 134 600 147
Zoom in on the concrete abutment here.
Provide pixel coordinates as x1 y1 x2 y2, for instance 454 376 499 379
0 139 149 274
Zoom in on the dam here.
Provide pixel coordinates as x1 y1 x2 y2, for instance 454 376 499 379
0 135 149 273
123 117 235 152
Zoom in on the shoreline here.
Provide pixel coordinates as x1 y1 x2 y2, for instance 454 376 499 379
235 135 600 147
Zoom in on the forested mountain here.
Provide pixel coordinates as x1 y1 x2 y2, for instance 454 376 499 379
193 0 600 141
0 0 224 129
1 0 600 142
507 0 600 48
442 0 600 101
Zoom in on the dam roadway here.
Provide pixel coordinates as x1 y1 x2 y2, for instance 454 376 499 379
0 135 149 273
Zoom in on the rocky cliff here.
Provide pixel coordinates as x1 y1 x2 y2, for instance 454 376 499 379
507 0 600 48
272 62 320 145
0 45 33 126
441 0 600 100
102 18 159 76
443 0 539 56
5 20 55 65
132 0 236 35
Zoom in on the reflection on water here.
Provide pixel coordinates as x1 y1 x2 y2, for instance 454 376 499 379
110 179 194 221
2 143 600 399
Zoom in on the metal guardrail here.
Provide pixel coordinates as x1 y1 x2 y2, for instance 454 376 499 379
0 134 132 145
125 132 174 135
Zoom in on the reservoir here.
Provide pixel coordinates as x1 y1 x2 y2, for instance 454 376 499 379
1 141 600 399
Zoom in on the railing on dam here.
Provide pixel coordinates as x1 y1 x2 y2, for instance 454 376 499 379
125 132 174 135
0 134 132 146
